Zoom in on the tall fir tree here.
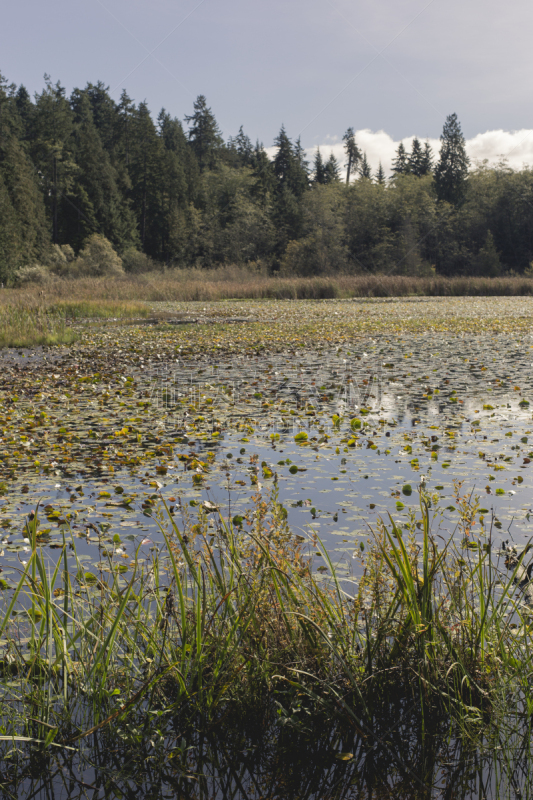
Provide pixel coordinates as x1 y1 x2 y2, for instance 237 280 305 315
434 113 469 205
408 138 423 176
408 137 433 176
185 95 223 172
32 76 75 243
227 125 254 167
156 110 191 261
358 152 372 179
421 141 434 175
293 137 310 196
375 162 386 185
250 141 275 202
117 90 135 167
128 101 165 254
0 73 50 280
66 90 137 251
84 81 118 154
324 153 340 183
313 148 326 184
343 127 361 184
272 126 308 196
391 142 408 175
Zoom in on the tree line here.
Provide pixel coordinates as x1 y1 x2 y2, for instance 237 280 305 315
0 71 531 283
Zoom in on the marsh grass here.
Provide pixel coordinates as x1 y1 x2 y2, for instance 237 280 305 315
5 269 533 307
49 300 151 319
0 305 77 348
0 298 151 348
1 486 533 791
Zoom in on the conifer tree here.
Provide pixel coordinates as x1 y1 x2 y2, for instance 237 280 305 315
234 125 253 165
375 162 386 184
14 85 34 141
128 101 165 253
324 152 340 183
408 137 433 177
343 127 361 184
272 127 308 196
293 137 310 196
273 125 293 189
117 90 135 166
434 113 469 205
391 142 408 175
250 141 275 202
408 137 423 176
0 74 50 279
84 81 118 154
185 95 223 172
313 148 326 184
420 141 434 175
358 152 372 179
156 110 190 260
67 91 137 251
32 76 75 243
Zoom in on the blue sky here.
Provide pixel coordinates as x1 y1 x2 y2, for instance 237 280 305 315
3 0 533 171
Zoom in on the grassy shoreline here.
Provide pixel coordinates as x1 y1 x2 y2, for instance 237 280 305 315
6 270 533 307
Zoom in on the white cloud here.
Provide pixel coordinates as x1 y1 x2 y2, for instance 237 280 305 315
267 129 533 179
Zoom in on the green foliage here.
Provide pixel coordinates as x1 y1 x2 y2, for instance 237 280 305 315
75 234 124 276
434 113 470 206
343 127 361 184
185 94 223 172
2 73 533 278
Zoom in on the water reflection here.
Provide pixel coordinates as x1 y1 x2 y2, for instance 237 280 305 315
5 699 532 799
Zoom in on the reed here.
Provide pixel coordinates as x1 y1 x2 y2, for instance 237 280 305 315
0 486 531 765
4 270 533 307
0 304 77 348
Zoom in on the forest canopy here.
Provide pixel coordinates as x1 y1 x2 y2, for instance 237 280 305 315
0 72 532 284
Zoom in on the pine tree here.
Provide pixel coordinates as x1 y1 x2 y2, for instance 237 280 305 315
14 85 34 142
234 125 253 165
358 152 372 179
391 142 408 175
250 141 275 202
32 76 75 243
272 127 308 196
343 127 361 184
324 153 340 183
117 90 135 167
128 101 165 254
313 148 326 184
84 81 118 153
66 91 137 251
293 137 310 196
420 141 433 175
408 137 423 176
273 125 293 189
185 95 223 172
157 110 190 261
375 162 386 184
0 75 50 279
434 113 470 205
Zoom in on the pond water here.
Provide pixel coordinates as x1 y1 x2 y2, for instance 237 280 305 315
3 311 533 799
2 331 533 585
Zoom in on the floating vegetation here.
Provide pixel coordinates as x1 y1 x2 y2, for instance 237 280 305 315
2 297 533 797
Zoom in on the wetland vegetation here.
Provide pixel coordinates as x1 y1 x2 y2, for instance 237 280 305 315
3 71 533 292
2 297 533 797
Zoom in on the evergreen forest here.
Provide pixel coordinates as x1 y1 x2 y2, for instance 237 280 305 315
1 72 532 284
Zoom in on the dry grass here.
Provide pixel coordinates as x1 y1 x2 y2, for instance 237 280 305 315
4 269 533 307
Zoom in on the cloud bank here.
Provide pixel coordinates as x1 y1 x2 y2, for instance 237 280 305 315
268 130 533 179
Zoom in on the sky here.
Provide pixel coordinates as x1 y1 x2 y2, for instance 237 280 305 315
2 0 533 174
